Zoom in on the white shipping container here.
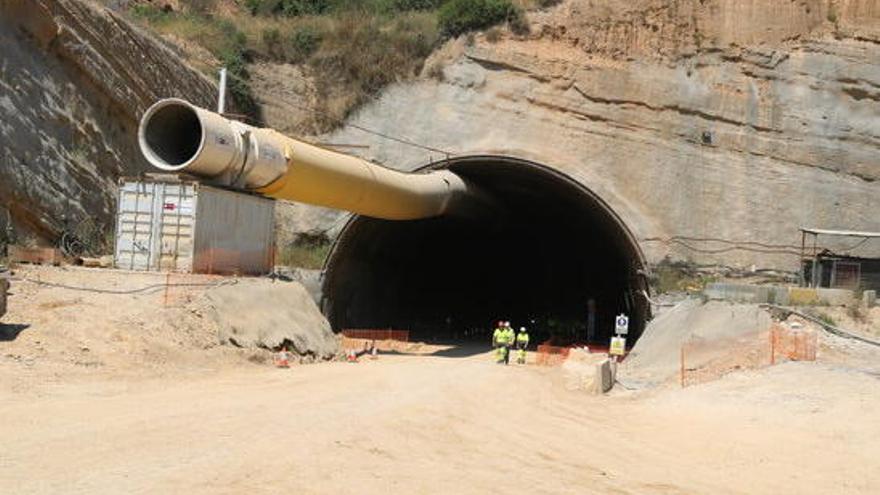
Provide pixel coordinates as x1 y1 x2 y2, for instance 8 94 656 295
114 178 275 275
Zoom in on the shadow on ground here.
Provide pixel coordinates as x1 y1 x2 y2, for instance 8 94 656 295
0 323 30 342
429 343 491 358
374 342 493 359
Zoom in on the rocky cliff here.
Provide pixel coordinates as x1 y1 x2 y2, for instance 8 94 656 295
0 0 217 244
314 0 880 270
1 0 877 273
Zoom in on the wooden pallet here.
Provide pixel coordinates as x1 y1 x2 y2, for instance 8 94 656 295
8 246 63 266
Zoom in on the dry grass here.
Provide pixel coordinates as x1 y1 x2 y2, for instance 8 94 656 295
122 0 560 130
276 233 332 269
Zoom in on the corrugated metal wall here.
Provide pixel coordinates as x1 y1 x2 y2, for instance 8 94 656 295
191 185 275 275
115 179 274 275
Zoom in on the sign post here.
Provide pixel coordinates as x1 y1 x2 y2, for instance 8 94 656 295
610 313 629 360
615 314 629 336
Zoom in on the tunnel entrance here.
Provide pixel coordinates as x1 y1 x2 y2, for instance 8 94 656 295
321 156 649 347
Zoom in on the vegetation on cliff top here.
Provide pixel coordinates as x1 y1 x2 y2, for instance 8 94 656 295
123 0 559 131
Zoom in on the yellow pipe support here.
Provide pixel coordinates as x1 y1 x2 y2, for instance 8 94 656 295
138 99 476 220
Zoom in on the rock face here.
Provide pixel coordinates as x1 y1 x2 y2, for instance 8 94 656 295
0 0 218 243
316 0 880 271
1 0 877 273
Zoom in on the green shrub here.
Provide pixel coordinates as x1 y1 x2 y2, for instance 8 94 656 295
388 0 445 11
260 26 321 62
827 5 839 24
307 12 438 124
261 27 283 58
287 26 321 62
815 311 837 327
438 0 520 37
650 259 716 294
243 0 331 16
242 0 264 15
130 4 170 22
277 233 331 269
204 19 259 115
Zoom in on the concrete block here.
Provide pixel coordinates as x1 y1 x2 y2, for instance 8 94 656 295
815 288 855 306
704 283 770 303
562 350 616 394
863 290 877 308
595 359 616 394
768 286 790 305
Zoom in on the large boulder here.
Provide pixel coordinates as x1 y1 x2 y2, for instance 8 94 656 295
204 279 338 359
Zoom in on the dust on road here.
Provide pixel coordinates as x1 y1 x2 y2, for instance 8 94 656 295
2 349 878 495
2 266 878 494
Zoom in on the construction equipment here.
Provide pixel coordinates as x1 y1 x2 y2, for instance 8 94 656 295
138 98 487 221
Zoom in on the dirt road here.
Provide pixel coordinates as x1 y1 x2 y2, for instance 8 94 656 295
2 349 878 495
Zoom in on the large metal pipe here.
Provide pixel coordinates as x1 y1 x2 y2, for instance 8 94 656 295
138 98 478 220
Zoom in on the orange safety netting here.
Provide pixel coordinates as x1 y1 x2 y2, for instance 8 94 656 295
535 344 571 366
770 323 818 363
341 329 410 342
680 324 818 387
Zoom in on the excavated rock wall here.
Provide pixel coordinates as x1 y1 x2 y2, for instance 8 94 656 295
319 0 880 271
1 0 876 273
0 0 217 243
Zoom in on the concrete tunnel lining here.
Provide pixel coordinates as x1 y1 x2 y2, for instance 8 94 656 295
321 156 650 345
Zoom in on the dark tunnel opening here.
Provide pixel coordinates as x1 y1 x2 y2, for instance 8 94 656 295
321 157 649 348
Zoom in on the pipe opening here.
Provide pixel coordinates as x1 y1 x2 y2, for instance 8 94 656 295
322 156 649 349
141 102 203 169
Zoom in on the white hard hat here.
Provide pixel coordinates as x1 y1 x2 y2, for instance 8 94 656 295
519 327 526 332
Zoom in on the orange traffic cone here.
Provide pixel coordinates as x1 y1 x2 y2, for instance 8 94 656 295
346 349 358 363
275 347 290 368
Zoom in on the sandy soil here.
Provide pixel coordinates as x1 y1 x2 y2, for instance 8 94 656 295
1 267 879 494
0 265 275 395
1 351 879 494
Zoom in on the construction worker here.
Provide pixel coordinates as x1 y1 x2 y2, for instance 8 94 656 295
492 321 506 363
516 327 530 364
501 321 515 365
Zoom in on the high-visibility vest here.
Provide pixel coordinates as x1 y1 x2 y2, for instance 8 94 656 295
503 328 515 343
516 332 529 345
493 328 504 344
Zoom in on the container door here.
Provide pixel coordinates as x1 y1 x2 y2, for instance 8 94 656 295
157 182 196 272
114 182 159 271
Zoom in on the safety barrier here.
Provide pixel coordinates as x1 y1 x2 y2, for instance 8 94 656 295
341 329 410 342
680 324 817 387
770 323 818 363
535 344 570 366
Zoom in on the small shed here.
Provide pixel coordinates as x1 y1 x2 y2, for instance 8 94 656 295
114 176 275 275
800 228 880 291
